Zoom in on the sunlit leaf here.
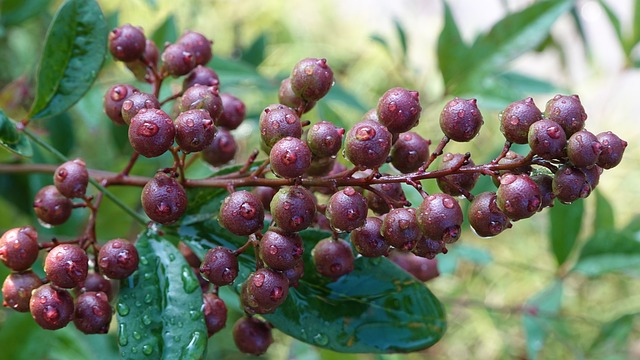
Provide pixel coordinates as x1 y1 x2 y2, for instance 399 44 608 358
549 199 584 266
437 0 470 93
589 313 637 354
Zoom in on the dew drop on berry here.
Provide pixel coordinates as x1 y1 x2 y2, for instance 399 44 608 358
253 273 265 287
442 197 455 209
138 122 159 137
270 286 284 301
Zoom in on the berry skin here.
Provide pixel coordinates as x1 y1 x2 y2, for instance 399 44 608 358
305 156 337 177
108 24 146 62
499 97 543 144
174 109 217 153
241 268 289 315
141 172 188 224
351 217 390 257
269 137 312 179
183 65 220 90
0 226 39 271
290 58 334 101
528 119 567 160
417 193 463 243
436 153 479 196
344 120 393 169
387 249 439 282
121 91 160 125
439 97 483 142
44 244 88 289
30 284 75 330
218 190 265 236
496 174 542 221
567 130 601 167
552 165 591 204
128 108 175 158
125 39 160 82
326 186 368 233
312 238 355 280
199 246 239 286
544 94 587 136
203 293 227 337
179 242 202 268
282 260 305 287
467 192 512 237
391 132 430 173
78 272 114 301
177 31 213 66
596 131 627 169
161 43 196 77
54 159 89 199
259 229 304 271
364 180 406 215
202 127 237 167
278 77 316 112
376 87 422 134
2 271 42 312
306 121 344 158
252 186 278 211
412 236 445 259
98 239 139 280
259 104 302 150
531 174 556 210
232 316 273 356
103 84 138 125
381 208 421 251
270 186 316 233
582 165 603 191
217 93 246 130
33 185 73 226
73 291 112 334
180 84 224 121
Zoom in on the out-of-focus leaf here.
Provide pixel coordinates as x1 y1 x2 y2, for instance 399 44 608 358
0 111 33 157
241 33 267 67
594 191 615 232
569 7 592 57
316 102 346 129
597 0 626 54
43 112 75 156
370 35 391 55
496 72 560 95
322 83 368 113
394 19 408 60
0 173 34 214
117 229 207 360
437 0 470 93
634 0 640 45
572 230 640 276
523 281 563 360
549 200 584 266
151 15 177 47
28 0 108 120
209 56 276 90
589 313 636 354
0 0 52 27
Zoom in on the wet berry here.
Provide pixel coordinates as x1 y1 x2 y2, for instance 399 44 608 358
270 186 316 233
344 120 393 169
109 24 146 62
218 190 265 236
175 109 217 153
436 153 479 196
351 217 389 257
531 174 556 209
596 131 627 169
2 271 42 312
33 185 73 226
0 226 39 271
78 272 114 301
232 316 273 356
200 247 239 286
391 132 430 173
128 108 175 158
388 249 439 282
417 193 463 243
44 244 88 289
496 174 541 220
326 187 368 232
468 192 512 237
499 97 543 144
252 186 278 211
528 119 567 160
141 172 188 224
552 165 591 203
30 284 74 330
439 97 483 142
217 93 246 130
269 137 312 179
203 293 227 336
73 291 112 334
121 91 160 125
412 236 445 259
582 165 603 191
54 159 89 199
161 43 196 77
364 180 407 216
259 229 304 271
183 65 220 90
177 31 213 66
180 84 224 121
544 94 587 136
381 208 421 251
241 268 289 314
259 104 302 150
202 127 237 167
290 58 334 101
98 239 139 280
278 77 315 112
282 259 305 287
306 121 344 158
312 238 354 280
376 87 422 134
567 130 601 167
103 84 138 125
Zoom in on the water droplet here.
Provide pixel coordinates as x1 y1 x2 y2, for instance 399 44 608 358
142 344 153 355
168 253 176 262
387 102 397 112
140 256 148 265
132 331 141 340
189 310 202 321
142 314 152 325
442 197 455 209
138 122 159 137
118 323 128 346
313 333 329 346
143 293 153 304
181 265 200 294
457 110 465 118
253 272 265 287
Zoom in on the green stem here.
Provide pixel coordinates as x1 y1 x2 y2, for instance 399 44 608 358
23 128 148 226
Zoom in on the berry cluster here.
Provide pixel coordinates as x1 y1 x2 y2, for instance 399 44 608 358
1 22 628 357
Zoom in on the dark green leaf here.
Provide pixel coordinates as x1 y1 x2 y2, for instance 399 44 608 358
117 229 207 360
43 112 75 156
569 7 592 58
594 191 615 232
0 111 33 157
322 83 368 113
634 0 640 45
572 230 640 276
370 35 391 56
549 199 584 266
394 19 408 60
209 56 276 90
596 0 626 54
28 0 108 120
589 313 636 353
316 102 346 129
0 0 52 27
437 0 470 92
151 15 177 47
523 281 563 360
241 33 267 67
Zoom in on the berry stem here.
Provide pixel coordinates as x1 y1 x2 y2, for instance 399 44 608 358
420 136 449 172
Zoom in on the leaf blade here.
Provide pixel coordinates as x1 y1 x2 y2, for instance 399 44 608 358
437 0 470 93
522 281 564 360
572 230 640 277
0 110 33 157
549 200 584 266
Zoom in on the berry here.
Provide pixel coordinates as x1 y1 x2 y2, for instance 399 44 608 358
290 58 334 101
128 108 175 158
305 156 337 177
417 193 463 243
499 97 543 144
2 271 42 312
202 127 237 167
175 109 217 153
178 242 201 268
259 229 304 271
54 159 89 199
177 31 213 66
364 181 406 215
161 43 196 77
412 236 445 259
218 190 265 236
381 208 421 251
141 172 188 224
467 192 511 237
203 293 227 336
108 24 146 62
387 249 439 282
199 247 239 286
44 244 88 289
544 94 587 136
269 137 312 178
0 226 39 271
552 165 591 204
312 238 354 280
30 284 74 330
496 174 541 220
439 97 483 142
306 121 344 158
351 217 389 257
362 108 379 122
326 186 368 232
596 131 627 169
376 87 422 134
269 186 316 233
259 104 302 150
582 165 603 191
73 291 112 334
282 259 305 287
103 84 138 125
121 91 160 125
240 268 289 314
217 93 246 130
278 77 315 112
252 186 278 211
436 153 479 196
528 119 567 160
567 130 601 167
531 174 556 209
78 272 114 301
344 120 393 169
183 65 220 90
98 239 139 280
391 132 430 173
125 40 159 82
180 84 224 121
232 316 273 356
33 185 73 226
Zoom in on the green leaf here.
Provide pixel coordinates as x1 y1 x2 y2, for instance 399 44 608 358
394 19 408 60
316 102 347 129
594 191 615 232
117 229 207 360
572 230 640 276
151 15 178 47
437 0 470 92
634 0 640 45
589 313 636 354
27 0 108 120
0 111 33 157
522 281 563 360
0 0 52 27
549 199 584 266
209 56 276 90
241 33 268 67
596 0 626 54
